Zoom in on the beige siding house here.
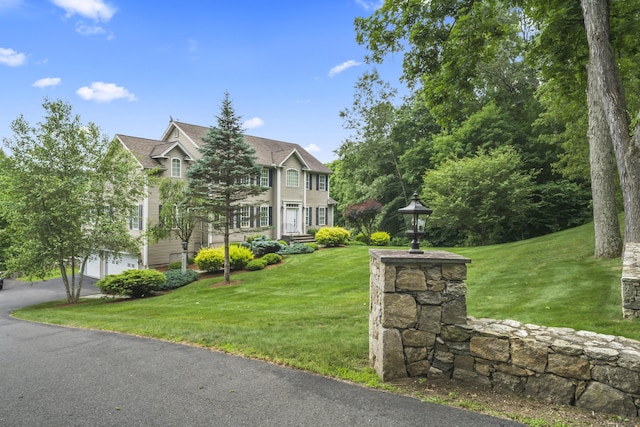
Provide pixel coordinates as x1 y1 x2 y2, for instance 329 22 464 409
85 119 334 277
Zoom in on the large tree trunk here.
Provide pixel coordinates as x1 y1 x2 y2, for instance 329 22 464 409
586 60 622 258
582 0 640 245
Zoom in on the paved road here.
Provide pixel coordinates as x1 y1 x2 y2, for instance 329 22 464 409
0 277 523 426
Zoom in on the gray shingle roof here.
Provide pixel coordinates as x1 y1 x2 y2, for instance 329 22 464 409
116 134 169 169
117 134 195 170
171 121 332 174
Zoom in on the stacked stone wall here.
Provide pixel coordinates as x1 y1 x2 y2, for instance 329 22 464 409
369 249 640 418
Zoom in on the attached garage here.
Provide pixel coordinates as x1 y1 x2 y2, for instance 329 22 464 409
84 251 140 279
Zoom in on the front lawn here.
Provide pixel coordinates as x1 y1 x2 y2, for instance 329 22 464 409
13 221 634 387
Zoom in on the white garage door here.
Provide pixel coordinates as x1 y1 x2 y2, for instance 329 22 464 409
84 252 139 279
84 254 101 279
104 252 139 276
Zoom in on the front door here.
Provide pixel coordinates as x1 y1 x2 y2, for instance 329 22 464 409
284 203 300 234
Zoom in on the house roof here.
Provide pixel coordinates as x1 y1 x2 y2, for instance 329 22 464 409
168 121 332 174
116 134 192 170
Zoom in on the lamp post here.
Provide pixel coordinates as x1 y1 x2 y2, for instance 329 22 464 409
398 192 432 254
181 240 188 274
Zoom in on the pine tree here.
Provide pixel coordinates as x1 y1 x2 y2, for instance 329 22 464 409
187 92 266 283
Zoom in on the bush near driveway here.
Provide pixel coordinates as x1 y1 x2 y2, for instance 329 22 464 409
95 269 166 298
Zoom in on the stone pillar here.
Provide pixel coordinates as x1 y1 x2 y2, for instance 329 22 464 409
622 243 640 319
369 249 471 381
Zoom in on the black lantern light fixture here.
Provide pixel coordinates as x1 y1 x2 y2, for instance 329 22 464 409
398 192 432 254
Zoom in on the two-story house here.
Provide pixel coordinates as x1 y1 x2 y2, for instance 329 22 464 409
84 119 334 279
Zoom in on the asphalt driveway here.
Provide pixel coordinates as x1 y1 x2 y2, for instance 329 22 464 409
0 277 523 426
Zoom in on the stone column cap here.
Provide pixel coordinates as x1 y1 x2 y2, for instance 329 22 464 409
369 249 471 265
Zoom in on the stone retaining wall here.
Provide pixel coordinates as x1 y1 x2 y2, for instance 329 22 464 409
369 249 640 417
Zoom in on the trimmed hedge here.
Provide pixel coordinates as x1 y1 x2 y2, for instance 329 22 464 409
194 245 255 272
95 269 166 298
278 243 315 255
246 235 284 257
315 227 350 247
246 258 268 271
370 231 391 246
261 253 283 265
195 247 224 272
160 269 199 290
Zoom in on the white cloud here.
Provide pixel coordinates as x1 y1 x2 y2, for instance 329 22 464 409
305 143 321 153
52 0 116 21
328 60 361 77
243 117 264 129
76 21 103 34
355 0 383 11
33 77 62 88
75 22 114 39
0 47 26 66
76 82 137 102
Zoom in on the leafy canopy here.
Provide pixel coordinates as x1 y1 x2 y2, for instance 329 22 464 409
0 98 146 303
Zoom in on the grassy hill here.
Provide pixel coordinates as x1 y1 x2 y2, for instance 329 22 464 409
14 220 633 385
456 222 626 336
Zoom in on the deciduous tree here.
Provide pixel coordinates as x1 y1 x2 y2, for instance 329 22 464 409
581 0 640 247
422 147 536 246
343 199 383 242
147 178 200 273
0 99 146 303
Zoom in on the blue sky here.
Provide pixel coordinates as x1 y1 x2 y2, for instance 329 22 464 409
0 0 403 163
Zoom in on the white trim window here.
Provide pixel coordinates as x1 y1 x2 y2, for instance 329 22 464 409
318 175 327 191
286 168 299 187
318 207 327 226
260 168 270 187
240 205 251 228
259 206 270 227
171 158 181 178
305 173 312 190
130 205 143 230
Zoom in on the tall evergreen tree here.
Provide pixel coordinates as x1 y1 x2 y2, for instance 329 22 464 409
187 93 266 283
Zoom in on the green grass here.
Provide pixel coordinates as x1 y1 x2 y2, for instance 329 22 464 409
13 221 637 388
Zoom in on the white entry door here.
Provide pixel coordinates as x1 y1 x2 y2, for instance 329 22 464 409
284 203 300 234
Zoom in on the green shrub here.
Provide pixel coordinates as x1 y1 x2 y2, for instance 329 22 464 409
278 240 288 246
278 243 315 255
370 231 391 246
196 245 255 271
306 243 319 251
250 237 283 257
167 261 183 270
246 258 268 271
262 253 283 265
354 233 369 244
246 234 267 243
195 247 224 272
315 227 350 247
229 245 254 270
160 269 199 290
95 269 166 298
307 227 319 237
